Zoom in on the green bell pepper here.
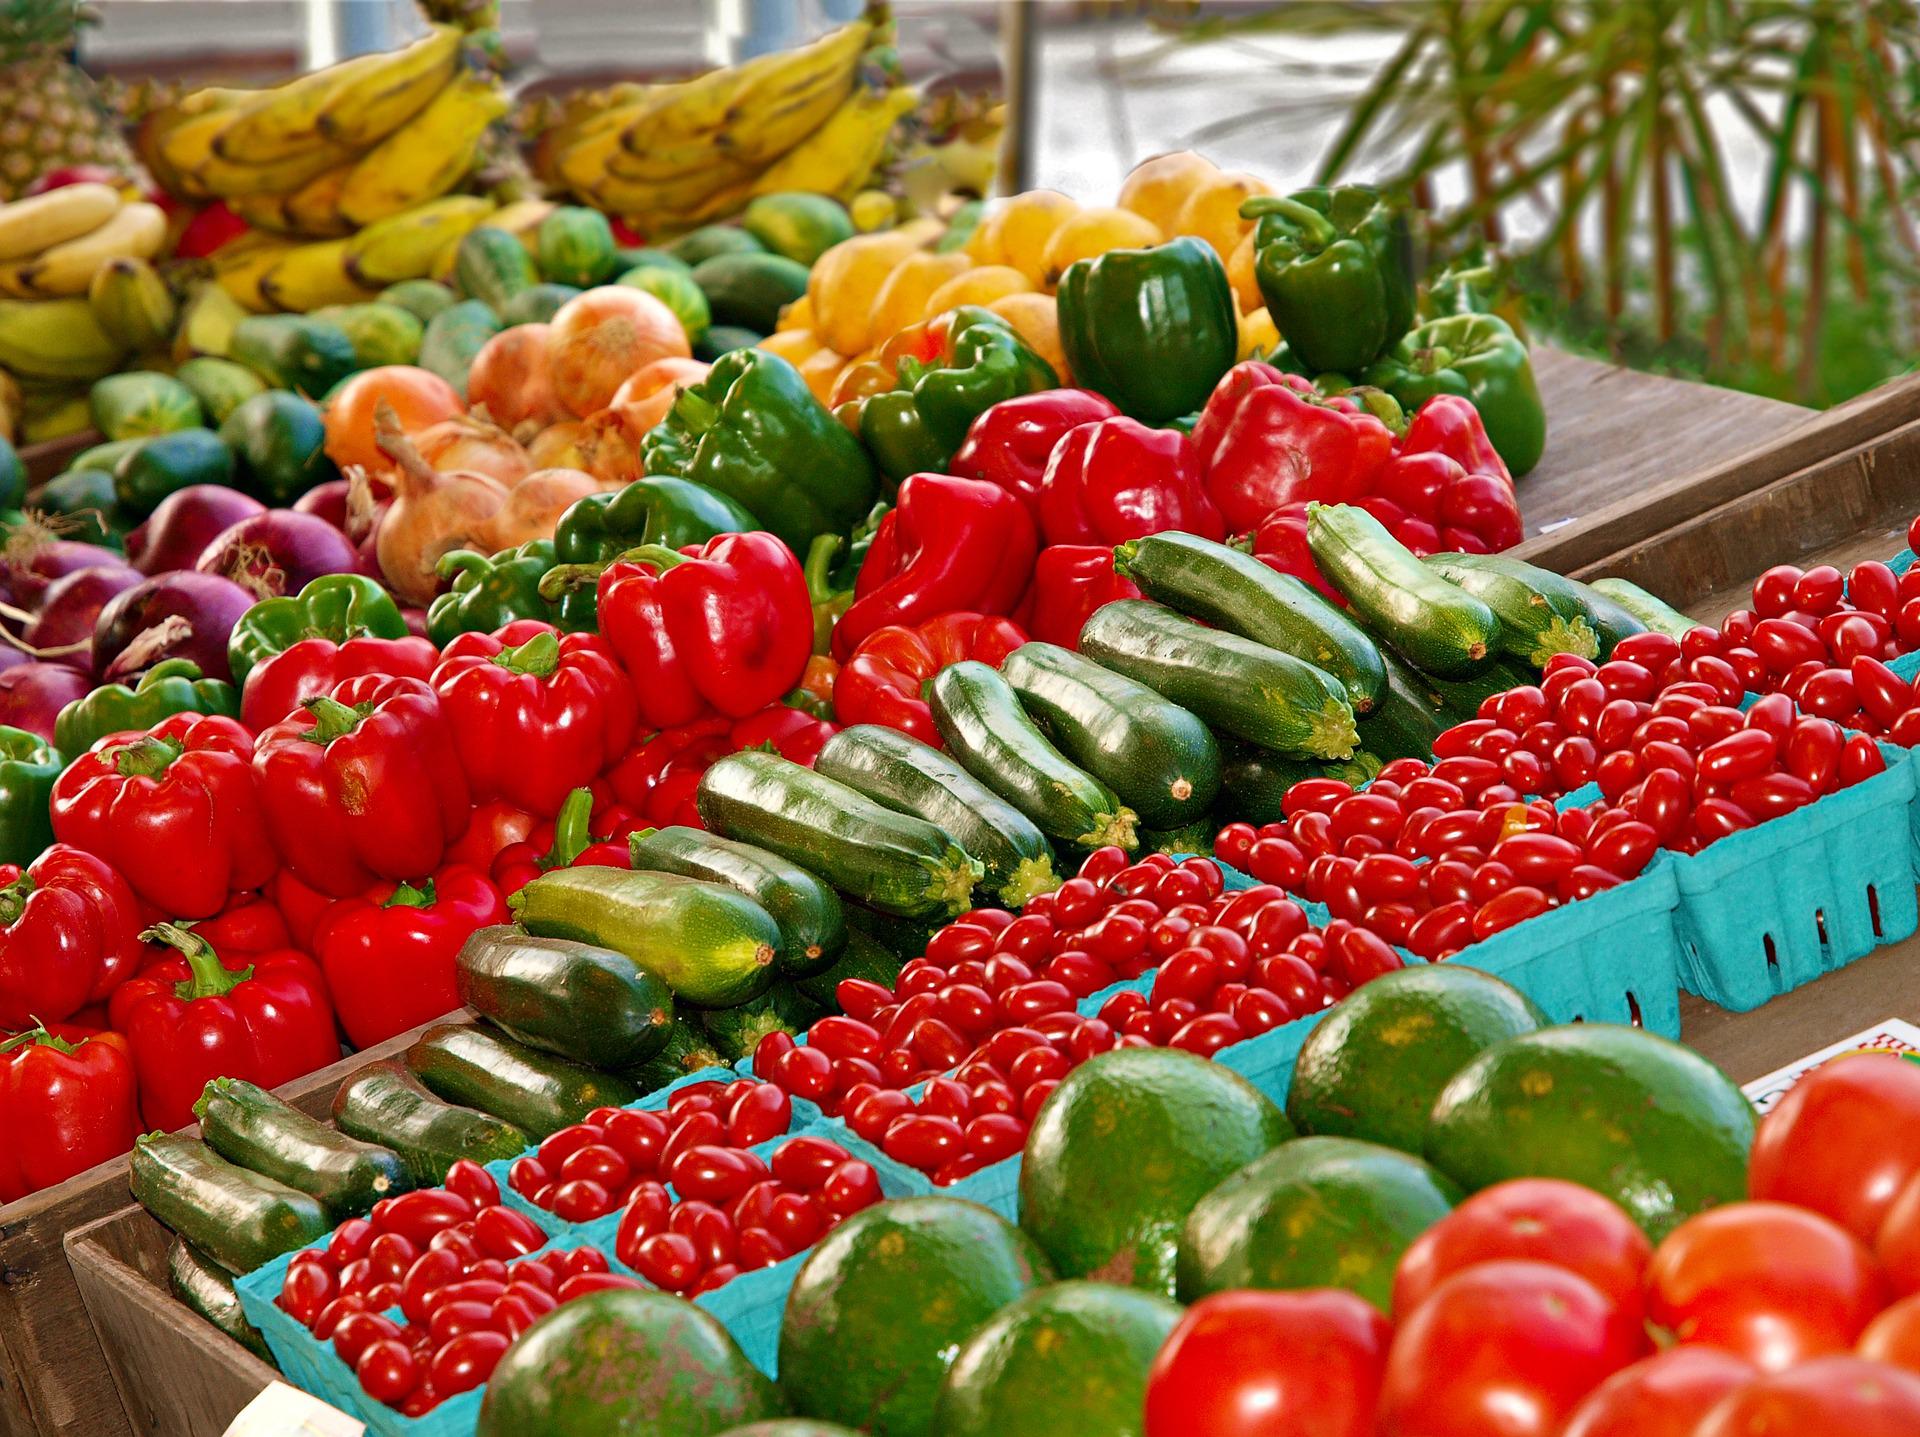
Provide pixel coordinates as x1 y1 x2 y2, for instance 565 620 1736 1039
427 540 572 648
1055 236 1238 425
0 725 59 867
640 347 878 556
226 573 410 689
1243 185 1416 376
840 306 1058 484
53 658 239 762
1363 313 1546 477
552 476 759 567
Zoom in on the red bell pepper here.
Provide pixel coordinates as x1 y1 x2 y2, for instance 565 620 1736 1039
241 634 439 733
445 800 541 873
1020 544 1144 650
1192 362 1397 531
270 869 337 952
1366 451 1523 556
0 845 142 1029
1245 503 1346 604
431 620 638 817
49 713 276 919
1402 393 1512 485
312 862 506 1047
605 707 839 830
833 473 1037 661
597 532 812 729
188 892 293 960
1036 417 1223 549
948 388 1119 516
107 923 337 1131
836 613 1029 747
491 786 636 896
0 1025 140 1201
252 675 471 899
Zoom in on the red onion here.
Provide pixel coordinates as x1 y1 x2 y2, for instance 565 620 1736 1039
195 510 358 599
92 571 255 683
3 516 128 610
25 565 142 669
0 661 92 742
125 485 266 575
293 479 352 531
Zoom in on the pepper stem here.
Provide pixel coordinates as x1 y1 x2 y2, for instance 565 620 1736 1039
542 787 594 870
1240 195 1336 248
803 533 844 605
493 629 561 678
0 871 34 928
537 562 605 601
143 923 253 1001
622 544 688 573
0 1021 76 1056
383 877 437 910
303 695 366 744
672 386 720 437
1412 345 1455 377
111 734 184 780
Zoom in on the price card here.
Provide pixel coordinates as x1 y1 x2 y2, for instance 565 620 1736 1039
222 1382 365 1437
1740 1017 1920 1115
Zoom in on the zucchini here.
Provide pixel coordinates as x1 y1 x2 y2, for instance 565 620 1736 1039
1217 745 1384 826
1306 502 1500 678
627 826 845 977
129 1133 329 1276
1424 657 1536 724
1590 576 1698 639
930 661 1139 851
793 927 907 1009
843 902 946 962
168 1238 269 1359
630 1017 726 1092
1115 531 1387 714
1355 651 1451 761
1138 821 1217 857
1568 578 1652 650
406 1022 638 1140
331 1060 530 1186
194 1077 410 1221
813 724 1060 907
508 866 780 1008
456 925 675 1070
1424 551 1603 668
1000 641 1222 828
1080 599 1359 760
698 982 823 1064
696 751 984 918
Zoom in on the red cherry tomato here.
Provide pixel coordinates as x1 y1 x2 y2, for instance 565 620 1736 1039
1747 1053 1920 1245
1692 1356 1920 1437
1559 1346 1755 1437
429 1330 509 1396
356 1338 419 1406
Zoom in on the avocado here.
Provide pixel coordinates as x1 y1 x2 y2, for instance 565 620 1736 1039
720 1425 864 1437
669 224 766 266
692 252 811 335
1287 964 1548 1153
1423 1024 1756 1240
1018 1046 1293 1298
1177 1135 1460 1311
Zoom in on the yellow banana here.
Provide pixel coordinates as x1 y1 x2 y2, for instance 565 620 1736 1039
212 234 303 312
532 94 647 186
0 367 19 442
156 105 246 181
260 237 380 312
719 53 860 166
0 183 123 263
345 195 494 286
88 256 179 352
229 191 302 234
0 297 126 382
486 198 556 244
338 72 508 226
214 53 388 165
750 84 918 202
551 101 654 194
318 25 464 148
3 202 168 299
20 386 95 444
284 165 357 238
579 159 757 221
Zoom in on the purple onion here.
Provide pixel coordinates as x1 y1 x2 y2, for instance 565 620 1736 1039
125 485 266 575
3 531 128 610
293 479 352 531
92 571 255 684
26 565 142 670
195 510 358 599
0 661 92 743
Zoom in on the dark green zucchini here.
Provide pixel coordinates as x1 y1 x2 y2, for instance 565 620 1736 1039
627 826 845 977
629 1017 727 1091
696 751 984 918
194 1077 411 1220
1568 577 1652 650
929 660 1139 851
842 902 946 963
168 1237 269 1358
1306 501 1499 678
1000 641 1222 827
1424 657 1537 724
1115 531 1387 713
699 982 823 1064
1355 650 1450 761
1080 599 1359 760
331 1060 530 1186
793 926 907 1009
1137 820 1217 857
1216 745 1385 826
407 1023 638 1140
1590 576 1697 639
129 1133 329 1276
456 925 674 1069
813 723 1060 907
1424 551 1603 667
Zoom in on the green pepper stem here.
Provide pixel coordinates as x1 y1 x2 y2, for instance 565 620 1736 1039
303 696 365 744
0 1021 77 1056
624 825 658 866
383 877 437 910
672 386 720 437
493 629 561 678
110 734 184 780
622 544 688 573
804 533 845 605
0 872 33 929
143 923 254 1002
137 659 203 689
436 549 495 584
1412 345 1455 376
1241 195 1335 248
543 787 594 870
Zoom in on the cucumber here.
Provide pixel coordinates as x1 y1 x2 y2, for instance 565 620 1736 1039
508 866 781 1008
629 1017 726 1092
1116 531 1387 714
627 826 846 978
129 1134 329 1276
699 982 823 1064
696 751 984 918
1590 576 1698 639
793 927 907 1010
1217 745 1384 826
1306 502 1500 679
930 660 1139 852
168 1238 269 1358
194 1077 411 1221
1424 551 1603 668
407 1023 638 1141
813 724 1060 908
1080 599 1359 761
1001 640 1222 828
331 1060 530 1187
456 925 675 1070
1355 651 1451 761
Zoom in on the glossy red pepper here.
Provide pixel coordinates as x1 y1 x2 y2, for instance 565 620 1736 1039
0 1025 140 1201
490 787 632 896
430 620 638 817
835 612 1029 746
947 388 1119 516
1366 451 1523 556
0 845 141 1026
1244 502 1345 603
603 705 839 831
1399 393 1512 484
107 922 337 1131
1018 544 1144 650
252 675 471 898
1035 416 1223 548
240 635 440 732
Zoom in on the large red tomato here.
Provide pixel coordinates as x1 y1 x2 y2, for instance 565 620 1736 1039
1374 1260 1645 1437
1644 1201 1889 1371
1558 1347 1756 1437
1873 1169 1920 1294
1858 1293 1920 1374
1391 1178 1652 1323
1694 1357 1920 1436
1748 1054 1920 1243
1143 1289 1392 1437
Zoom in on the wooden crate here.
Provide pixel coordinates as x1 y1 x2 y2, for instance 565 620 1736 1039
17 431 100 490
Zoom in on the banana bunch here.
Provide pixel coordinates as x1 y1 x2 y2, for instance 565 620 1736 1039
138 25 506 236
0 183 168 300
536 16 917 236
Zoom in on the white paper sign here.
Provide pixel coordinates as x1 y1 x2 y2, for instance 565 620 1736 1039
1740 1017 1920 1114
222 1382 365 1437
